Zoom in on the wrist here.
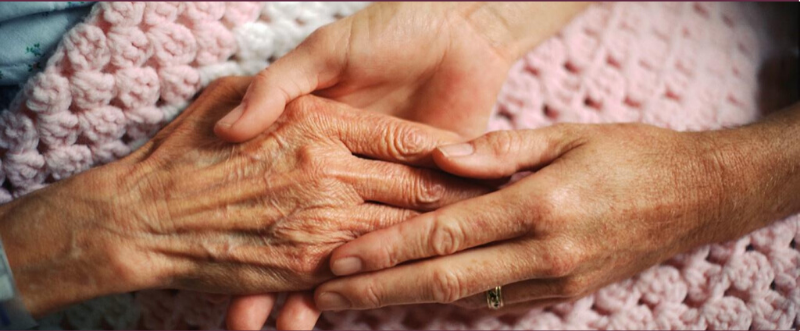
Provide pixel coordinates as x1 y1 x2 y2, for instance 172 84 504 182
690 106 800 244
0 164 160 316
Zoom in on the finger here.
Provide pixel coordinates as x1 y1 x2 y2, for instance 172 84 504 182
433 125 584 179
343 158 491 211
453 296 566 315
317 239 572 310
334 109 463 167
226 293 277 330
214 28 345 142
163 204 418 272
276 292 321 330
452 278 572 310
329 182 532 276
485 298 566 315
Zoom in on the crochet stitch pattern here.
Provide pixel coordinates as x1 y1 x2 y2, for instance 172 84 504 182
0 2 797 330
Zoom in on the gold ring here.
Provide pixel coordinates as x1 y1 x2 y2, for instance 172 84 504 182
486 286 503 310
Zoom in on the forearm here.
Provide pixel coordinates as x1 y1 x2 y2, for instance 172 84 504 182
0 165 150 316
458 2 590 61
699 102 800 243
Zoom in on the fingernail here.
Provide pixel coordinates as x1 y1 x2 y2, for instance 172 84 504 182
216 104 245 128
317 292 351 311
331 257 362 275
438 143 474 157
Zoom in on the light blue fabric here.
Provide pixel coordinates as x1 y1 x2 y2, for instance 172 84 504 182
0 2 94 109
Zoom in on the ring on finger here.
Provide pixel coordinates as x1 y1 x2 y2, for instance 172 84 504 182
486 286 503 310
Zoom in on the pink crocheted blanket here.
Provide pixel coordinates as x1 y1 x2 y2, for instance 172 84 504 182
2 2 798 330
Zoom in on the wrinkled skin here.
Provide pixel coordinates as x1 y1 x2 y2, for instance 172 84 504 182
0 76 488 316
316 116 800 312
113 76 489 293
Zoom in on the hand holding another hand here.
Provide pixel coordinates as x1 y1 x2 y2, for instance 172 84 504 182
316 122 780 311
221 3 521 326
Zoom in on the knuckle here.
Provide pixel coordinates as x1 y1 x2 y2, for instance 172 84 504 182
298 147 343 180
375 241 399 269
411 170 444 207
532 189 569 232
485 130 519 157
293 251 325 275
545 256 575 278
362 280 384 308
428 214 464 256
285 95 325 120
386 123 429 161
296 145 327 174
430 268 466 303
543 240 581 277
279 237 333 280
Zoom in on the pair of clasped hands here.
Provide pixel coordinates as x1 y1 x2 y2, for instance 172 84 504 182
6 3 795 331
218 3 609 329
215 2 642 328
208 3 797 329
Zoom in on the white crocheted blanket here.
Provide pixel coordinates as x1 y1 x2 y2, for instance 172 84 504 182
0 2 795 330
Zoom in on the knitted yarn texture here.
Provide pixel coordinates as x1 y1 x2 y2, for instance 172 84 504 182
0 2 796 330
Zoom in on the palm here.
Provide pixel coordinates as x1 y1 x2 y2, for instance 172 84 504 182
314 3 511 138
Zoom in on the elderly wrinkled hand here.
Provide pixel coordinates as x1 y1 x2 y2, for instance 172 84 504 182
0 76 488 316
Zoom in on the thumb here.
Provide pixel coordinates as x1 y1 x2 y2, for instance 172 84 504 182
214 30 344 142
433 125 582 179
